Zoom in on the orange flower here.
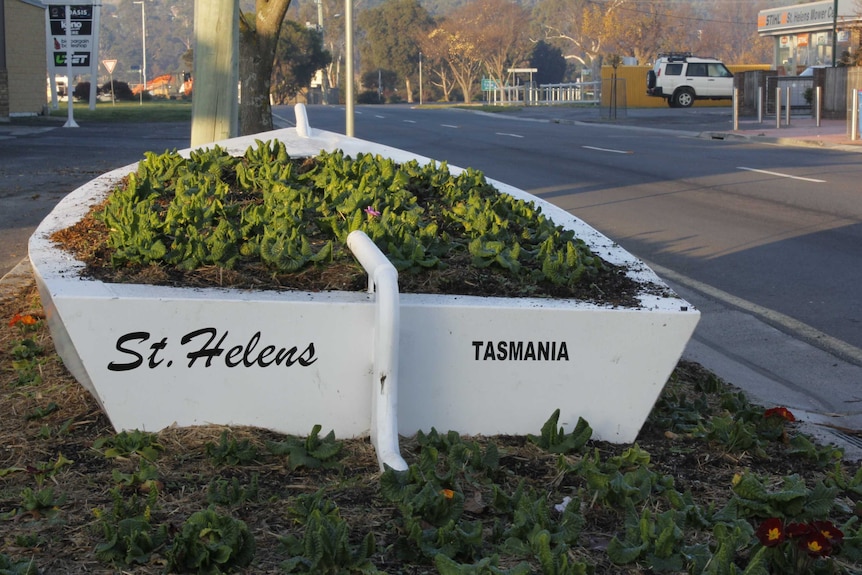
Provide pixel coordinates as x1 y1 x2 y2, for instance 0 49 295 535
755 518 785 547
440 488 455 499
764 407 796 422
8 313 38 327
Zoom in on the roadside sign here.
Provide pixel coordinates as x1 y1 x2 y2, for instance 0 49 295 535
102 59 117 74
481 78 497 91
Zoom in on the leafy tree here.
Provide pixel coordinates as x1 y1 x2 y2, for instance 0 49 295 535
530 41 566 85
357 0 434 103
271 21 331 104
239 0 293 135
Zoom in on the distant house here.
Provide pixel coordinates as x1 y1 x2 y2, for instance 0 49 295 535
2 0 47 117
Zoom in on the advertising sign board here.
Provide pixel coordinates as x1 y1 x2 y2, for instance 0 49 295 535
43 1 102 118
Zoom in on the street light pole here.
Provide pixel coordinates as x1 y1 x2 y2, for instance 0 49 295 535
133 1 147 104
345 0 354 136
419 51 423 106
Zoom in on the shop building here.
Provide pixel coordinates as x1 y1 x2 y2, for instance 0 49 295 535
758 0 862 75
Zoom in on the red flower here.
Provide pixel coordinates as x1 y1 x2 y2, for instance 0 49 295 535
785 522 814 538
8 313 38 327
764 407 796 422
812 520 844 545
756 518 785 547
799 531 833 557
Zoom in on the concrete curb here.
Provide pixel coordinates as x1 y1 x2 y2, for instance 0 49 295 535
0 258 34 304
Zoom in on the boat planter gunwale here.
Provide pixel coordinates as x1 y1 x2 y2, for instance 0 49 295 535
29 105 700 455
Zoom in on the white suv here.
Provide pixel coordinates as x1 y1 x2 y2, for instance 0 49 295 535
646 53 734 108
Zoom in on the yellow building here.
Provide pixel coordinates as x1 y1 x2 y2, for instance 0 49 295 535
2 0 47 117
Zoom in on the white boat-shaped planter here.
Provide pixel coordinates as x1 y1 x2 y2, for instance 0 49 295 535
30 104 699 470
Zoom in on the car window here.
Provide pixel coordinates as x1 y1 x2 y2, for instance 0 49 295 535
687 63 707 76
708 64 732 78
664 63 683 76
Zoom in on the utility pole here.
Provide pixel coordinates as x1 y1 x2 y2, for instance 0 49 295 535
191 0 239 146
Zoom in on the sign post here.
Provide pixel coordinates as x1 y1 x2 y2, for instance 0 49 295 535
102 58 116 104
44 1 101 123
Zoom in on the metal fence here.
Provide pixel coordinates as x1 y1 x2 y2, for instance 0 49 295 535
765 76 814 115
483 81 602 105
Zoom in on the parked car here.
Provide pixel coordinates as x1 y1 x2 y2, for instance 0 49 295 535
646 52 734 108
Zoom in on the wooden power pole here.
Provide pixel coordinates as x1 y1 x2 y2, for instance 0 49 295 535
191 0 239 147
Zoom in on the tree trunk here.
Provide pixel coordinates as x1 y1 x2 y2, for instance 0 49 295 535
239 0 292 136
404 77 413 103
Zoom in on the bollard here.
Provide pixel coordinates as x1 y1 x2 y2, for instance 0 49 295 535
816 86 821 127
785 87 791 126
732 88 739 131
776 88 781 129
758 86 763 124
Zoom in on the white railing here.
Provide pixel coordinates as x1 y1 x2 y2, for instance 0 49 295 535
484 81 601 106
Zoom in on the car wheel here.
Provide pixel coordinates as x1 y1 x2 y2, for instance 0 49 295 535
674 89 694 108
646 70 657 90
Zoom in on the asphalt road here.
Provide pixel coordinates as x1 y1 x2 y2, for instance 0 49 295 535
0 118 191 277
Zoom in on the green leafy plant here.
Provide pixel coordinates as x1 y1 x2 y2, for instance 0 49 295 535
94 429 164 460
279 490 379 574
527 410 592 454
0 553 38 575
205 430 258 466
266 424 343 470
206 473 260 508
166 508 255 574
18 486 65 519
24 453 72 486
95 515 168 567
92 142 609 297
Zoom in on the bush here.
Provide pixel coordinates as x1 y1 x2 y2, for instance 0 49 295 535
99 80 135 101
72 82 90 100
357 90 383 104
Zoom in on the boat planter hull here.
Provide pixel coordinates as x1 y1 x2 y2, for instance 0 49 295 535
29 109 699 444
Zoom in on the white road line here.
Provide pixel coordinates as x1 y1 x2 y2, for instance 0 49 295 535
441 124 459 129
648 260 862 366
403 120 416 124
375 115 385 118
496 132 524 138
738 167 826 183
582 145 631 154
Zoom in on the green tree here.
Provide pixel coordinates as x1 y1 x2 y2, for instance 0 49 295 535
358 0 434 103
530 40 566 85
271 21 332 103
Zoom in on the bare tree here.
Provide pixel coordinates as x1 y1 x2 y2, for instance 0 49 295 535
472 0 532 101
427 13 484 103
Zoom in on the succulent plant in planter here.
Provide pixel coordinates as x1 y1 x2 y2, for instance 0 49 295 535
56 140 632 304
